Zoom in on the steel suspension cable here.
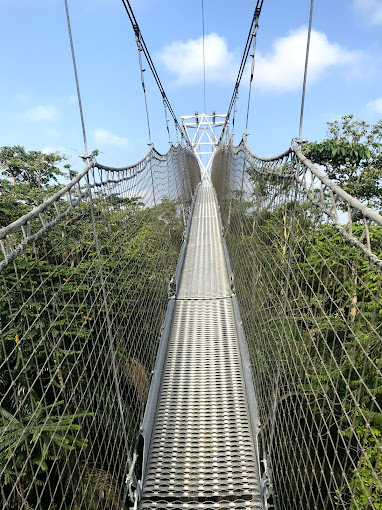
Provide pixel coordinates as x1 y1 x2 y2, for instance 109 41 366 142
163 101 171 143
231 90 239 140
201 0 207 113
218 0 264 144
64 0 88 155
135 32 152 145
299 0 314 140
64 1 138 499
120 0 189 146
245 7 261 134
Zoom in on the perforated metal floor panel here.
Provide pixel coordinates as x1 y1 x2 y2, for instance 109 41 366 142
140 184 263 509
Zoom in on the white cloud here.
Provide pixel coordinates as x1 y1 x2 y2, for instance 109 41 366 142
157 33 237 84
367 97 382 114
94 129 129 148
157 29 362 93
353 0 382 25
23 105 58 122
68 95 78 104
255 27 362 92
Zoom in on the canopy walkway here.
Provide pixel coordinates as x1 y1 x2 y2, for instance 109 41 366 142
1 138 381 510
1 1 382 509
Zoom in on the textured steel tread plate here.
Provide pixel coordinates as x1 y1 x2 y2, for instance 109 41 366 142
178 184 230 299
140 502 262 509
178 242 231 299
141 183 262 509
142 299 261 506
188 185 221 246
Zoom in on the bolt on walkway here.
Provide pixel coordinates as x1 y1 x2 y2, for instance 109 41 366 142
140 183 263 509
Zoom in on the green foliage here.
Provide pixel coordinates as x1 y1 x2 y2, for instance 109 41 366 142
303 115 382 209
0 145 66 188
339 426 382 509
303 138 371 172
0 147 187 509
222 138 382 509
0 146 68 227
0 401 92 484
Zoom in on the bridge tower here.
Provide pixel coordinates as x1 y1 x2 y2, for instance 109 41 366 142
181 112 227 181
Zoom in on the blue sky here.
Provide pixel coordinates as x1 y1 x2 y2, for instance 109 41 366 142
1 0 381 172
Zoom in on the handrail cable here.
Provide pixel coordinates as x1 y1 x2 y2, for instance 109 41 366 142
120 0 190 146
218 0 264 144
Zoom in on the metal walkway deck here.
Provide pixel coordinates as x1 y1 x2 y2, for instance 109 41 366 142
140 184 263 509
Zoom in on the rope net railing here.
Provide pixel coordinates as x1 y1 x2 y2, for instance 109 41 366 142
211 138 382 510
0 145 200 509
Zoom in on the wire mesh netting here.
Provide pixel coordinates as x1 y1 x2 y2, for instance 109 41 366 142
211 138 382 510
0 145 200 509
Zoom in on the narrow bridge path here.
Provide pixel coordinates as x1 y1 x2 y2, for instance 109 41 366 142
141 183 263 509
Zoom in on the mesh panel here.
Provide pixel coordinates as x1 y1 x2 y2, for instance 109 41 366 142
0 145 200 509
211 138 382 510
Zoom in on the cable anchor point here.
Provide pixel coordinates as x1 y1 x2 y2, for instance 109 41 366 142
293 137 308 148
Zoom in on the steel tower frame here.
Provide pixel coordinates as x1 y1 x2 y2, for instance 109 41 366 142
181 112 227 181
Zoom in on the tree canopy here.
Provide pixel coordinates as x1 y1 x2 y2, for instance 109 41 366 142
0 145 67 188
303 115 382 210
0 146 70 226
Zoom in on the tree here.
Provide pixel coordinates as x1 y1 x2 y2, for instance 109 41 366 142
303 115 382 210
0 146 28 185
0 147 69 226
0 146 67 188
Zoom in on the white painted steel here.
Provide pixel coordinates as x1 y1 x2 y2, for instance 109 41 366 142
181 114 227 181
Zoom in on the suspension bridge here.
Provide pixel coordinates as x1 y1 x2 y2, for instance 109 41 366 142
1 1 382 510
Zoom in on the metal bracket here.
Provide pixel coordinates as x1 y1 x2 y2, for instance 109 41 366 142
167 275 176 298
292 137 308 148
126 452 139 503
260 458 273 510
